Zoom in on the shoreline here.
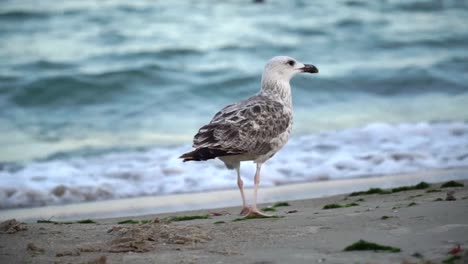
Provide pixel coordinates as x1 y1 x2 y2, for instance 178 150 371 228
1 167 468 222
1 174 467 263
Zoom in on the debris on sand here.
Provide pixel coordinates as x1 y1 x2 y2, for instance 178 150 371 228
448 244 461 255
0 219 27 234
344 240 401 253
232 215 282 222
26 242 45 255
209 211 230 216
56 248 81 257
86 255 107 264
108 222 211 253
323 203 359 209
77 244 101 253
446 191 456 201
442 255 461 264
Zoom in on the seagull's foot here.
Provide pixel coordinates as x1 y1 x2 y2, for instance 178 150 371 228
240 206 252 216
243 208 273 218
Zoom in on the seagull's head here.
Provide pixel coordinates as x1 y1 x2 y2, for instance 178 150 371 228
262 56 318 82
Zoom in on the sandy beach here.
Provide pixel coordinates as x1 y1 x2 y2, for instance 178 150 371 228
1 172 468 264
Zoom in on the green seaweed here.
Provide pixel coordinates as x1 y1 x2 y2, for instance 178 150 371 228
232 215 281 222
323 204 342 209
391 182 430 193
355 198 365 202
37 220 73 225
166 215 210 222
442 255 461 264
37 219 97 224
441 181 464 188
350 182 431 197
426 189 441 193
76 219 96 224
349 188 391 196
213 221 225 224
272 201 290 207
409 194 424 199
407 202 417 207
117 219 141 224
117 219 152 224
344 239 401 253
323 203 358 210
433 198 443 201
262 207 277 212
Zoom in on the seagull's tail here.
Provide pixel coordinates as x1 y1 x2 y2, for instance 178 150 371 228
179 148 229 162
179 150 198 162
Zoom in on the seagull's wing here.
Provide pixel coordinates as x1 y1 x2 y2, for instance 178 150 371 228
192 95 291 157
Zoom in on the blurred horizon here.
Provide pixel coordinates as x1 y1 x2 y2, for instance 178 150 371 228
1 0 468 209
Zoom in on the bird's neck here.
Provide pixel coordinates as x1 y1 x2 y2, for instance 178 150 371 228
260 79 292 108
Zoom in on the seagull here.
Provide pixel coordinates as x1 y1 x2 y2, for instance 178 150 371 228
180 56 318 217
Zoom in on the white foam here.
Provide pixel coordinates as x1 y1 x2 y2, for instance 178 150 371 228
1 122 467 209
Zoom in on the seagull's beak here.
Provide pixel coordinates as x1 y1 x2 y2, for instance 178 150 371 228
300 64 319 74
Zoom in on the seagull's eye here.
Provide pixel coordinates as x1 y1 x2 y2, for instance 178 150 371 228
287 60 295 67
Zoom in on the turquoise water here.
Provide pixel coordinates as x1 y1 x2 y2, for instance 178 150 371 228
1 0 468 161
1 0 468 208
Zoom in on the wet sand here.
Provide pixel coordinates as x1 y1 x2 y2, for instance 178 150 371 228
1 172 468 263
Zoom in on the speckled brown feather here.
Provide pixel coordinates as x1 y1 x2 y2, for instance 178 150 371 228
180 95 291 161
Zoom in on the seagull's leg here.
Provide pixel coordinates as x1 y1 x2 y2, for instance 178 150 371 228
236 165 251 215
245 162 272 217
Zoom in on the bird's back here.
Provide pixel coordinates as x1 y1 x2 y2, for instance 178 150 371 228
180 94 292 163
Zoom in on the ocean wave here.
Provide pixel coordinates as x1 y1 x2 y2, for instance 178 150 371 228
99 48 204 61
189 75 258 98
0 10 50 20
6 57 467 110
1 122 467 209
434 55 468 73
12 60 76 72
376 34 468 49
11 76 128 107
8 65 173 107
389 0 461 12
294 66 468 95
